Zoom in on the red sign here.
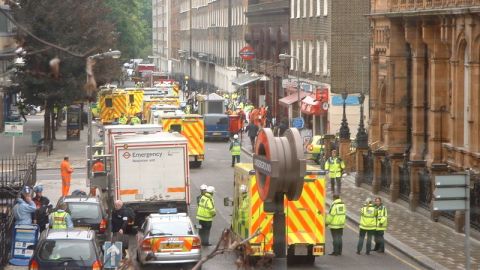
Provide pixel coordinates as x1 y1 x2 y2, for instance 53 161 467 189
239 45 255 61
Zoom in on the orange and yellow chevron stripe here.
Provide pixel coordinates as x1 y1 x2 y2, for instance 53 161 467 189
126 90 144 116
249 176 274 255
161 116 205 158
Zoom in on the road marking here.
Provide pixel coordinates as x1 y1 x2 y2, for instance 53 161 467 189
344 223 422 270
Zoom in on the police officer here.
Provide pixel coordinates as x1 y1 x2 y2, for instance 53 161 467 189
33 185 51 232
230 134 241 167
324 150 346 195
196 186 216 246
13 186 37 225
118 113 128 125
197 184 208 204
130 114 141 125
356 198 377 255
326 194 346 256
49 202 73 229
373 197 388 253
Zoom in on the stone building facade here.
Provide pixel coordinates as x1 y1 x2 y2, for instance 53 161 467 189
363 0 480 231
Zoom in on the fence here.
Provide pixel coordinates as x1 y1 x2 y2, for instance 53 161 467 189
363 150 374 185
398 164 411 201
0 154 37 267
380 157 392 193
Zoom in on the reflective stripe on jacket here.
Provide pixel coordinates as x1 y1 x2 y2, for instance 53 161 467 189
196 193 216 221
326 199 346 229
376 205 388 231
230 141 241 156
359 204 377 230
51 211 68 229
324 157 345 178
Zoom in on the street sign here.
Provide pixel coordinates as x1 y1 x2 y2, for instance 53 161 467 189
291 117 304 129
103 241 122 269
4 122 24 136
432 200 467 211
435 175 468 186
433 187 466 199
239 45 255 61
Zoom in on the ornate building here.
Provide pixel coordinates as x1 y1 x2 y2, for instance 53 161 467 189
364 0 480 231
0 2 16 131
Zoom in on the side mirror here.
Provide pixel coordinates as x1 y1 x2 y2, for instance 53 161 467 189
223 197 233 207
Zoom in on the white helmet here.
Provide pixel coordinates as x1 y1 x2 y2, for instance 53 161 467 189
240 184 247 193
200 184 208 191
206 186 215 193
233 134 239 139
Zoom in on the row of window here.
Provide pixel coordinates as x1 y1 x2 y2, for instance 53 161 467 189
291 0 328 18
290 39 329 76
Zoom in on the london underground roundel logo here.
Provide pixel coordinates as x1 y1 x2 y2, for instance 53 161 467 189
122 152 131 159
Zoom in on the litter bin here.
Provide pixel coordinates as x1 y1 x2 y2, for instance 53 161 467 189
31 131 42 145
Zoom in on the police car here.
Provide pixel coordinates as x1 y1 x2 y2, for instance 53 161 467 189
135 209 201 267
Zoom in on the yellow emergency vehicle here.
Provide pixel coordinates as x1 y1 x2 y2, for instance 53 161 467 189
158 113 205 168
142 98 181 121
125 88 144 117
98 88 128 124
231 163 326 265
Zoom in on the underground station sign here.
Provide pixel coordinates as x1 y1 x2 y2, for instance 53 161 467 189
253 128 306 202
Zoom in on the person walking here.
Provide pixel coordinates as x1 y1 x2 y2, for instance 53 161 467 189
324 150 345 195
60 156 74 197
356 198 377 255
197 184 208 204
13 187 37 225
245 122 259 152
49 202 73 229
326 194 346 256
196 186 216 246
229 134 241 167
373 197 388 253
33 185 51 232
111 200 130 257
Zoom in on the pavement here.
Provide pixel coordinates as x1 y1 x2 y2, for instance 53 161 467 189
240 134 480 270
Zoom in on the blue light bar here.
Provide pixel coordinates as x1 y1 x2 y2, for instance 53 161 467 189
159 208 177 214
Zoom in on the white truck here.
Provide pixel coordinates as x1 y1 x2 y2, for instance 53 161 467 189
103 124 163 154
111 132 190 224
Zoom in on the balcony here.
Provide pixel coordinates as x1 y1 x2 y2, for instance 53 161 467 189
382 0 480 14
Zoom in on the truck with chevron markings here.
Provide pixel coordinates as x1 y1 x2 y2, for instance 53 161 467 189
229 163 326 265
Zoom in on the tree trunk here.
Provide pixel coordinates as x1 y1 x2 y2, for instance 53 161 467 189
43 100 51 141
51 109 56 140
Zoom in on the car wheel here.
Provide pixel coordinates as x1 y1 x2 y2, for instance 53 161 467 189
136 251 143 266
190 161 202 168
185 263 200 270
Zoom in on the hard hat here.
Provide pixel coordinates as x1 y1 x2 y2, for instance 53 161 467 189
200 184 208 191
233 134 239 139
22 186 32 195
365 197 372 204
240 184 247 193
206 186 215 193
33 185 43 193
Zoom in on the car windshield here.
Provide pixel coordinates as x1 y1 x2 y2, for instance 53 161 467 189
204 116 228 126
38 240 94 261
67 202 101 220
149 221 193 236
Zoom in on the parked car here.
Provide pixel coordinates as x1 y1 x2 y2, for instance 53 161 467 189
136 209 201 268
306 135 326 165
56 195 108 242
204 113 229 141
28 229 103 270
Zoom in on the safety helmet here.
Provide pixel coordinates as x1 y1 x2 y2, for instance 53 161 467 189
33 185 43 193
200 184 208 191
239 184 247 193
206 186 215 193
22 186 32 195
233 134 239 139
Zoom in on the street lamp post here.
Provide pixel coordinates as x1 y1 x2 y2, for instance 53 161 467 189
356 56 369 148
339 91 350 140
279 53 301 120
85 50 121 185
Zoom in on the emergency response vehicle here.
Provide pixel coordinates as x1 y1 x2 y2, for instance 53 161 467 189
124 88 144 117
102 124 163 154
98 88 128 124
230 163 326 265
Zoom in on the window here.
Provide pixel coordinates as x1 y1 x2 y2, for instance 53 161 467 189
316 40 321 74
290 41 294 70
323 0 328 16
323 40 328 75
296 0 301 18
303 41 307 72
303 0 307 18
291 0 295 18
296 40 301 72
308 41 313 73
310 0 314 17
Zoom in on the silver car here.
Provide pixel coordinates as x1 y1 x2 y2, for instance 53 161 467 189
136 212 202 267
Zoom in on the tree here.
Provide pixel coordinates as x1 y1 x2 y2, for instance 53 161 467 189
11 0 121 141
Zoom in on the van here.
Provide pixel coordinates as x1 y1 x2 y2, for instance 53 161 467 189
204 113 229 141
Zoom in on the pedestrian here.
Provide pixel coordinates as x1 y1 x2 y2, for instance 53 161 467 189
326 194 346 256
92 158 105 173
60 156 74 197
33 185 51 232
356 198 377 255
239 184 248 227
13 187 37 225
278 119 288 136
18 102 27 122
245 122 259 152
324 150 345 195
49 202 73 229
230 134 241 167
111 200 129 257
373 197 388 253
197 184 208 204
130 114 141 125
118 113 128 125
196 185 216 246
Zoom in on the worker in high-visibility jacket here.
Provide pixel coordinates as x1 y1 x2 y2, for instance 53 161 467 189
373 197 388 253
196 186 216 246
239 184 248 227
229 134 241 167
130 115 141 125
118 114 128 125
356 198 377 255
324 149 346 195
60 156 74 197
326 194 346 256
49 202 73 229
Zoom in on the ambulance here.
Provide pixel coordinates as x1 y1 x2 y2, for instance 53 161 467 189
98 89 128 124
230 163 326 265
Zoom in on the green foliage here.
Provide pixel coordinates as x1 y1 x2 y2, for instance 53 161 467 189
105 0 152 60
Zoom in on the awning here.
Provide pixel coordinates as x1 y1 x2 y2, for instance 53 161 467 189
301 95 323 115
231 73 261 87
279 91 309 107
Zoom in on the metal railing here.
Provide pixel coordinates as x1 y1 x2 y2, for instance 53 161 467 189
0 214 14 266
471 174 480 231
363 150 374 185
398 164 411 201
418 168 432 209
380 157 392 193
388 0 480 11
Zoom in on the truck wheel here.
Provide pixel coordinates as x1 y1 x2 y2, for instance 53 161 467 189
190 161 202 168
305 254 315 265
